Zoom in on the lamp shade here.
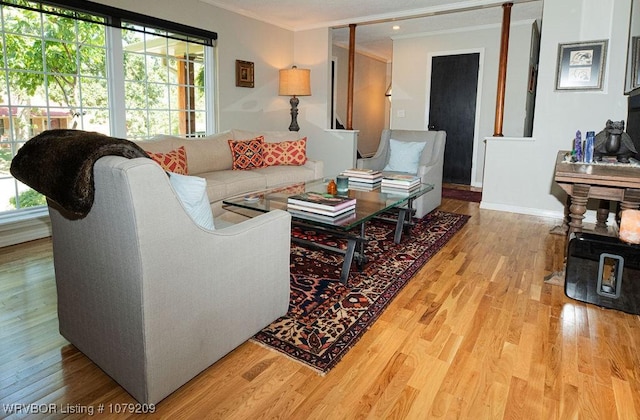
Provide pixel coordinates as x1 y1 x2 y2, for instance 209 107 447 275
279 66 311 96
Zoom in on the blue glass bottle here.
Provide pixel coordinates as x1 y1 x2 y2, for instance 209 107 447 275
585 131 595 163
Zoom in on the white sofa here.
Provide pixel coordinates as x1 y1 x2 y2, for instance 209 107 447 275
135 129 323 215
48 155 292 404
357 129 446 218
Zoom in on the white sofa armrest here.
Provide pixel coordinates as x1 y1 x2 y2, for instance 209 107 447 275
304 158 324 179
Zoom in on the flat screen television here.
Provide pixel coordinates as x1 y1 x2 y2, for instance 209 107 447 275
626 89 640 160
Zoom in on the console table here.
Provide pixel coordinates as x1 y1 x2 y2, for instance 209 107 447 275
554 151 640 235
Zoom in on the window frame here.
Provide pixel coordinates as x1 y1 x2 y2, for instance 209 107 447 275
0 0 218 216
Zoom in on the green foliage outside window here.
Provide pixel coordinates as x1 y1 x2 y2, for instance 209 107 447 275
9 189 46 209
0 1 211 212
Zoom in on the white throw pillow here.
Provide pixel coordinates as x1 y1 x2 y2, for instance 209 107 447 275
383 139 427 174
169 173 215 230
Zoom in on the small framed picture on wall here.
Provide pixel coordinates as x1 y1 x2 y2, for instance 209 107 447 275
555 40 608 91
236 60 254 88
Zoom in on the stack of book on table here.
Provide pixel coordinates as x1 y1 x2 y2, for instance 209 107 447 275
340 168 383 190
287 192 356 223
380 174 421 195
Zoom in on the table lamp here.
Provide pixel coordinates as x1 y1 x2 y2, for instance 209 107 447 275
279 66 311 131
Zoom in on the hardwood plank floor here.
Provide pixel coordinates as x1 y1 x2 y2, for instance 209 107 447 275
1 199 639 419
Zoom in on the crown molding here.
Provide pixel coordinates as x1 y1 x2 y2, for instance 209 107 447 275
200 0 538 32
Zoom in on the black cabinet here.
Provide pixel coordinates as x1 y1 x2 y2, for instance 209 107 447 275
565 233 640 314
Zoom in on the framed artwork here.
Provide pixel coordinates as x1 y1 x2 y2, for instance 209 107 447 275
235 60 254 88
555 40 608 91
631 36 640 90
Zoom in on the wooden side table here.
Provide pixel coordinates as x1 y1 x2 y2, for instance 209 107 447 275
546 151 640 286
554 151 640 236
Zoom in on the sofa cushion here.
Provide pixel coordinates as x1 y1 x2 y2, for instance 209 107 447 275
383 139 427 174
232 129 302 144
137 136 180 154
182 132 234 174
199 169 267 201
147 146 188 174
263 137 307 166
135 132 234 175
254 165 318 187
228 136 265 170
168 173 215 230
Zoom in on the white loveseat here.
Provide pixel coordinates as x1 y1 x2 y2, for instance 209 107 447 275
135 129 323 216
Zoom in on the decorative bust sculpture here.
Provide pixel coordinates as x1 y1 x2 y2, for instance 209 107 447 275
593 120 637 163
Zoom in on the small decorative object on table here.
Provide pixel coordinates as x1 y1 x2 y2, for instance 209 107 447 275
584 131 595 163
594 120 638 163
336 175 349 193
573 130 582 161
327 179 337 195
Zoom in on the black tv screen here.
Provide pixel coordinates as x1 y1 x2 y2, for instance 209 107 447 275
627 91 640 159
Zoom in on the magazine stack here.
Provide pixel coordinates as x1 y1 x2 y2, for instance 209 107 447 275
381 174 421 195
340 168 383 191
287 192 357 224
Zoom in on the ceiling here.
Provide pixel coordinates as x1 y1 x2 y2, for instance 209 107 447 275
201 0 544 61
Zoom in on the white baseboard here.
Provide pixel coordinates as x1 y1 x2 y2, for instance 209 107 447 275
479 201 565 221
478 201 608 226
0 208 52 248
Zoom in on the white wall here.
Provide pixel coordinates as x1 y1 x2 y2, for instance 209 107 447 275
391 20 535 187
95 0 296 132
482 0 631 219
332 46 388 156
293 28 359 177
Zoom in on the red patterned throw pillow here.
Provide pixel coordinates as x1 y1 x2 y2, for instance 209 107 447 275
228 136 265 170
263 137 307 166
146 146 188 174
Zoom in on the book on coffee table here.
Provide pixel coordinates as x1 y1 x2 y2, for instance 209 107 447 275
381 184 421 196
341 168 383 184
287 192 356 212
381 174 421 189
288 208 357 224
287 202 355 217
348 180 381 191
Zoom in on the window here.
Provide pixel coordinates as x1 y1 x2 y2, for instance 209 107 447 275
0 0 217 213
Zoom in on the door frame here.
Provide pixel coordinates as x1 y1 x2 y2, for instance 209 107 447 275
425 48 484 188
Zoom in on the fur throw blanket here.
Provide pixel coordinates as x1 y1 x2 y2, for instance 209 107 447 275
10 129 150 217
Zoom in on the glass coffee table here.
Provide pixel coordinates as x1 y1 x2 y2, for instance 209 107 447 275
223 178 433 284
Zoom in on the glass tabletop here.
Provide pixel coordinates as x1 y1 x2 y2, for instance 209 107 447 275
222 178 434 230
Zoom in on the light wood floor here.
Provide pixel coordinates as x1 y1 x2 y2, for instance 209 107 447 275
2 199 640 419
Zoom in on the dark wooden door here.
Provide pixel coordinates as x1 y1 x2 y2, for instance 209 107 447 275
428 53 479 185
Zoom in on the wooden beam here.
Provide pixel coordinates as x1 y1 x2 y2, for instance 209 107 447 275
493 2 513 137
347 24 356 130
177 55 196 135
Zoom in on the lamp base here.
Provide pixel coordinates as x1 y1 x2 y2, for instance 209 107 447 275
288 96 300 132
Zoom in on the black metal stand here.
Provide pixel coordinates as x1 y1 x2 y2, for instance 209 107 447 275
291 198 418 286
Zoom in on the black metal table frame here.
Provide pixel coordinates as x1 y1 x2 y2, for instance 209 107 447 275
291 199 416 285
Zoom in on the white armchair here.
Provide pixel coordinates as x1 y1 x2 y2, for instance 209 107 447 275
48 155 291 404
357 129 446 218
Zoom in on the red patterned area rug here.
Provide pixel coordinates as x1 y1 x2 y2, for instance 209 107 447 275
252 210 469 374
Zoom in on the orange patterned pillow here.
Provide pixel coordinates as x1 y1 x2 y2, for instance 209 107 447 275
228 136 265 170
146 146 188 174
263 137 307 166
